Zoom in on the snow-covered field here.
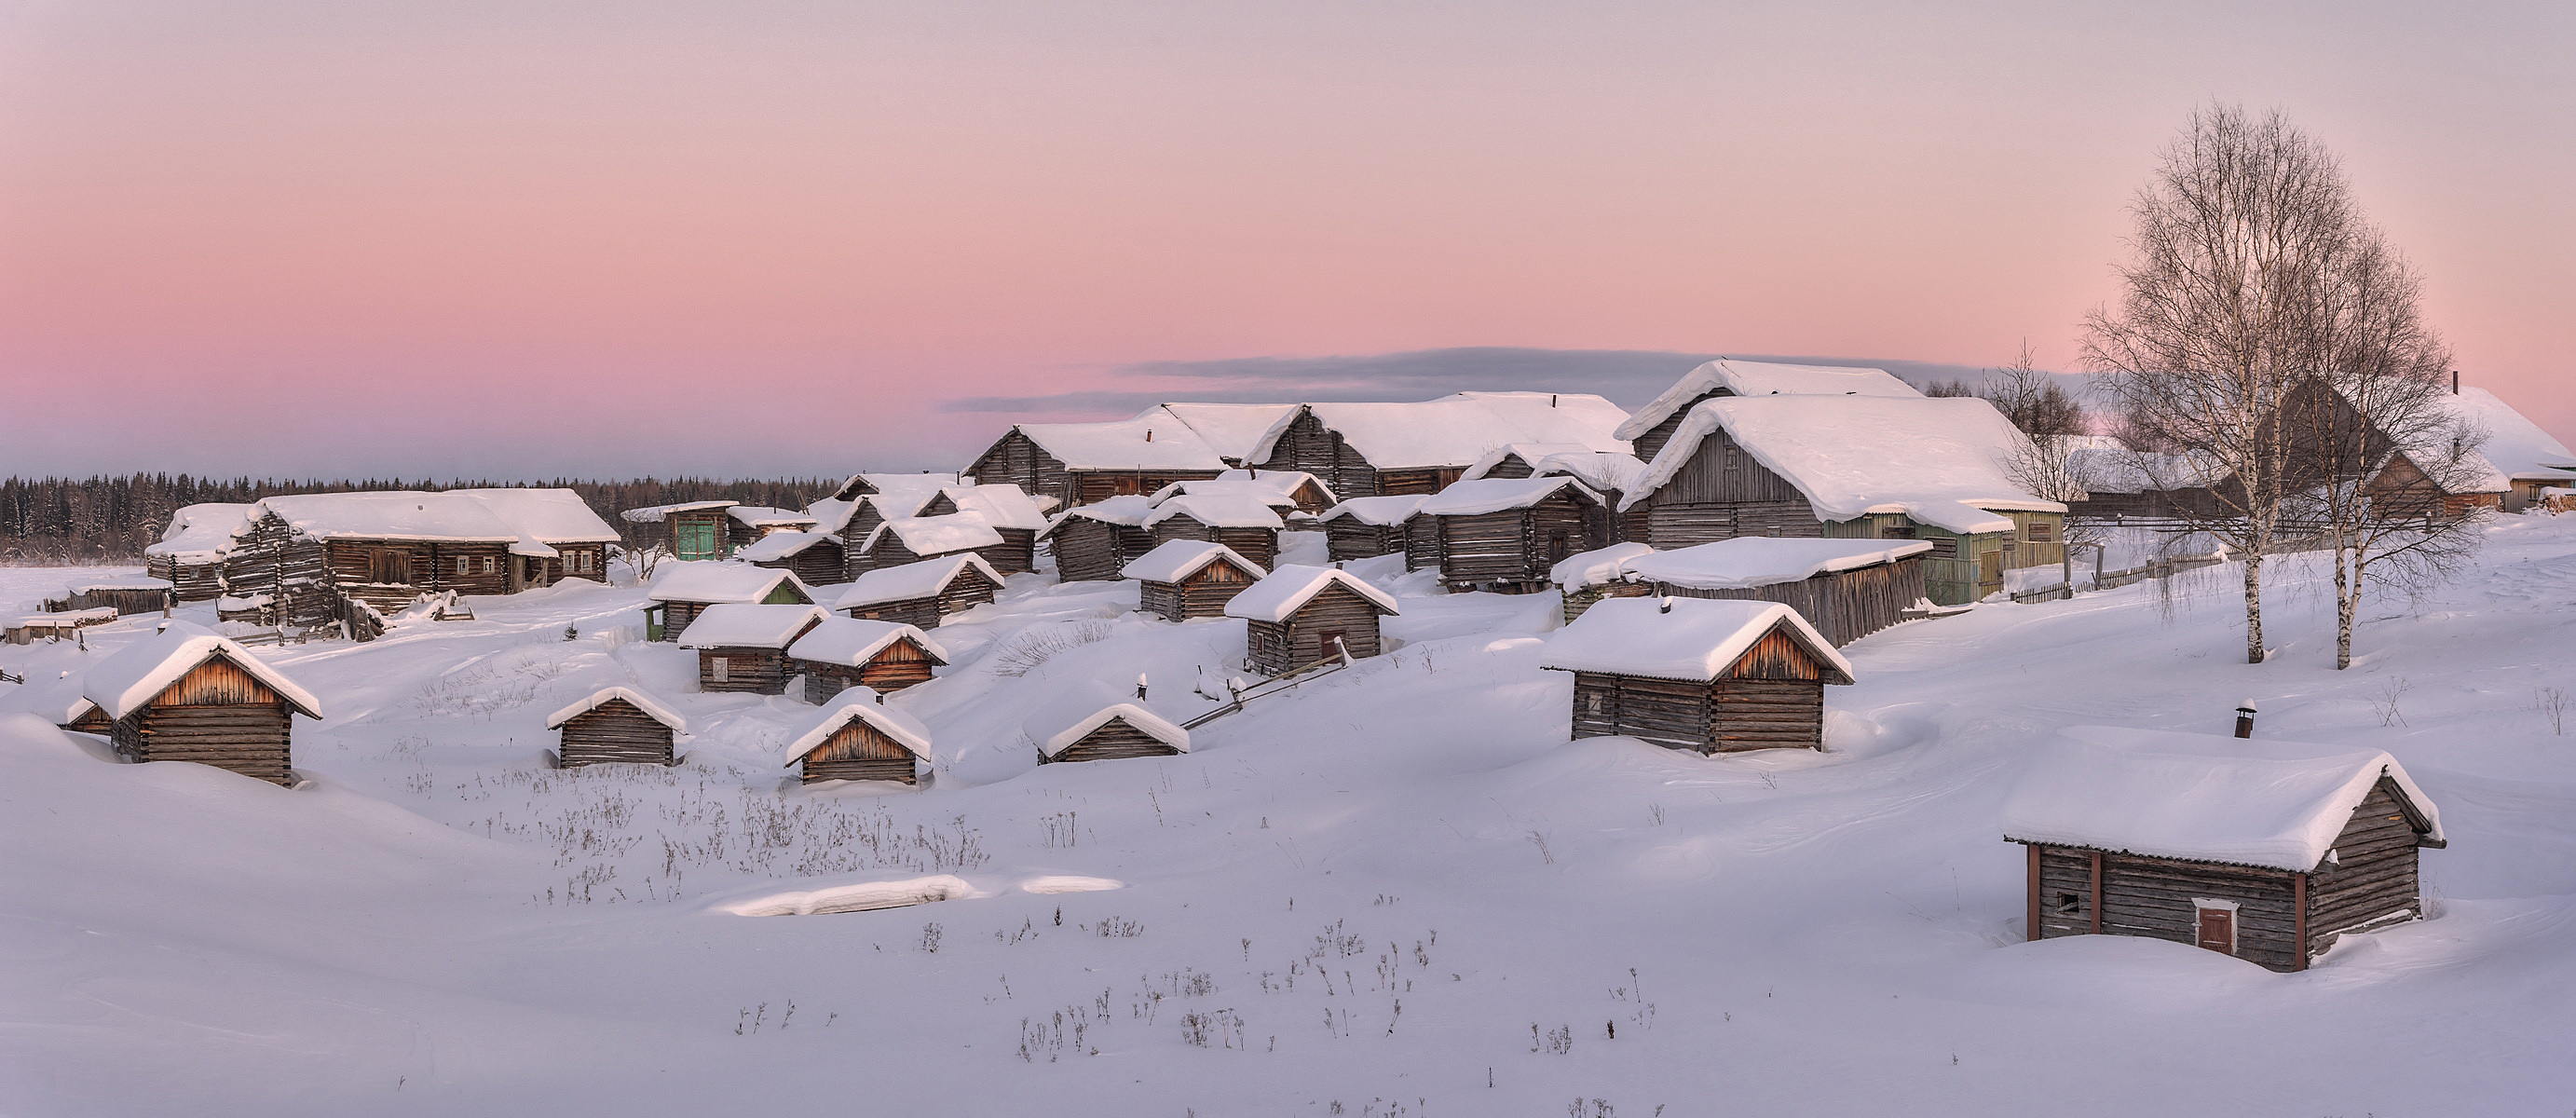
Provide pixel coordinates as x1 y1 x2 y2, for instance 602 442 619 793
5 518 2575 1117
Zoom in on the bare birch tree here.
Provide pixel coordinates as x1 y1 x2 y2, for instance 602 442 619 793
1983 342 2104 589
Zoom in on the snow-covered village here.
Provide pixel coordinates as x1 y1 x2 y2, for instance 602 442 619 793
6 6 2574 1117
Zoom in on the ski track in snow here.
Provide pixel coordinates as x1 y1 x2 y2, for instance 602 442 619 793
6 517 2576 1115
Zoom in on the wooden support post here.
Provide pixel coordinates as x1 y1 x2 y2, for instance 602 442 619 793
2025 844 2042 942
2293 873 2309 971
2088 851 2105 934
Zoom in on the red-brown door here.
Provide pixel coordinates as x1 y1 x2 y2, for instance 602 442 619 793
2195 907 2234 954
1316 629 1347 661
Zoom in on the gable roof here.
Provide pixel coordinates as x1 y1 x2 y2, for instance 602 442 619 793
143 503 261 561
728 506 817 530
447 488 621 545
1122 539 1267 584
1458 443 1601 480
1222 565 1401 622
1315 494 1426 526
816 489 943 535
1523 450 1650 495
1538 596 1854 684
864 513 1007 557
936 484 1050 530
1247 392 1631 470
1147 472 1329 511
646 563 811 605
736 529 842 562
1414 476 1603 516
1022 682 1193 759
0 669 102 726
786 617 949 668
1154 403 1305 463
1631 395 2061 535
781 687 934 765
82 624 323 720
2420 387 2576 487
544 687 688 732
832 553 1007 609
830 471 961 501
1142 494 1288 530
1039 494 1156 539
1998 726 2443 872
1619 538 1934 592
675 603 830 649
1010 413 1231 471
1615 359 1925 442
258 489 615 554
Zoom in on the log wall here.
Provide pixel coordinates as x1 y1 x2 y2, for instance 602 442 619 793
559 700 676 767
1243 583 1384 675
699 648 798 695
797 721 918 784
2306 780 2425 954
1049 718 1180 763
797 643 938 704
1655 556 1926 648
1139 560 1260 622
1435 492 1598 592
1325 520 1405 563
1049 518 1159 582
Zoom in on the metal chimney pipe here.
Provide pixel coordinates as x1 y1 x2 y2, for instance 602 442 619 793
2452 370 2460 394
2234 701 2257 739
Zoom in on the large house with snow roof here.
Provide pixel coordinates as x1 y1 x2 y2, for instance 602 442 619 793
1625 394 2065 605
2001 726 2445 972
1615 359 1924 461
1540 595 1854 754
1245 391 1632 500
963 412 1233 509
83 624 324 786
206 489 620 629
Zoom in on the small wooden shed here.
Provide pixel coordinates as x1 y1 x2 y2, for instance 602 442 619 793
1538 596 1854 754
45 577 175 617
546 687 688 769
1418 476 1608 593
621 500 738 561
678 604 830 695
2000 727 2447 972
918 484 1049 573
643 563 814 642
4 607 116 645
1124 539 1267 622
826 490 938 578
738 529 848 587
1317 495 1424 563
1144 494 1286 569
1223 566 1401 675
1038 495 1159 582
832 553 1005 630
1151 470 1340 515
780 688 932 784
729 506 819 540
1620 538 1933 648
1548 541 1659 622
1029 694 1192 764
785 617 950 704
0 672 115 735
80 626 323 786
858 513 1008 569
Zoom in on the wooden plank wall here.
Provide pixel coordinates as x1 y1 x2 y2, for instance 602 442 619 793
1325 521 1404 563
699 648 798 695
1402 515 1443 572
1051 719 1180 763
797 645 937 704
797 722 917 784
559 701 676 767
1244 583 1384 675
1048 519 1159 582
2307 780 2424 954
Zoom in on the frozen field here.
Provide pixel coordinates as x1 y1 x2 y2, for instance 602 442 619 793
5 518 2575 1116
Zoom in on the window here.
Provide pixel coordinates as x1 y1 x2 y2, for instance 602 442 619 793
2026 521 2056 543
1880 520 1916 539
1929 538 1958 559
483 555 499 575
2194 905 2238 955
709 657 730 682
2054 893 2084 916
456 556 470 576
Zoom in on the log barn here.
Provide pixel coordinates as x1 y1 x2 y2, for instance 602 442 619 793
1613 358 1922 462
824 471 963 503
44 577 174 617
1247 392 1632 500
779 689 933 784
785 617 949 704
821 490 939 579
678 604 830 695
2000 727 2447 973
1038 496 1160 582
1151 403 1304 469
1143 494 1287 569
546 687 688 768
1539 596 1854 754
857 513 1009 570
81 625 323 786
1224 566 1401 675
1150 470 1340 515
917 484 1050 573
222 490 620 627
1418 476 1608 593
962 412 1229 510
1029 691 1192 765
1316 495 1424 563
143 503 258 602
1549 542 1659 622
736 529 848 587
643 563 814 642
1619 538 1933 647
832 553 1005 630
621 500 739 562
1124 539 1268 622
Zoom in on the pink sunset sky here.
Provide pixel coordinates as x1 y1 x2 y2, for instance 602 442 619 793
2 1 2567 480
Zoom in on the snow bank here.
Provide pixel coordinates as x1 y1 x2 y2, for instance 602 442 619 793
1537 595 1852 683
675 604 828 649
81 625 322 720
1615 358 1924 442
1223 566 1401 623
718 874 978 917
1621 538 1934 591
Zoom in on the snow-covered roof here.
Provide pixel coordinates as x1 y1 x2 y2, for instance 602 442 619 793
1414 476 1602 517
1614 359 1925 442
2421 388 2576 487
1631 396 2062 535
1039 494 1155 539
1222 565 1401 623
544 687 688 733
1154 403 1304 463
450 489 621 545
1122 539 1267 585
1013 413 1231 471
61 576 174 593
1538 596 1854 684
785 617 948 668
143 503 260 561
81 624 322 720
257 489 614 553
938 484 1050 530
1549 542 1658 591
816 490 941 535
675 603 830 649
645 563 811 605
832 471 960 500
1147 476 1315 511
729 506 817 529
0 671 100 726
13 607 117 629
1620 538 1933 591
832 553 1006 608
1998 726 2443 872
620 499 736 524
865 513 1006 557
1022 683 1193 759
781 688 934 765
736 529 840 562
1247 392 1631 470
1459 443 1600 480
1142 494 1287 530
1527 451 1650 495
1315 495 1425 526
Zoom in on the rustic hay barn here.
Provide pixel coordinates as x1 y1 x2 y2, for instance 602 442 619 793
1038 495 1160 582
1246 393 1632 499
1540 596 1853 754
1549 542 1659 622
819 490 938 579
737 529 848 587
780 688 932 784
644 563 814 642
2000 727 2447 973
1619 538 1933 648
43 577 175 617
917 484 1049 573
1143 494 1286 569
1224 566 1401 675
144 502 259 602
1613 359 1922 461
858 513 1008 570
81 625 323 786
545 687 688 769
679 604 830 695
1316 495 1424 563
832 553 1005 630
1418 476 1608 593
1029 691 1191 765
962 414 1229 509
1124 540 1267 622
622 500 740 562
785 617 949 704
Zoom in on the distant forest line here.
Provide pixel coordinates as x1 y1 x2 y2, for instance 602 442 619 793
0 475 843 565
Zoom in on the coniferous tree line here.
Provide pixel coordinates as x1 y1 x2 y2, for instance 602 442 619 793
0 475 838 565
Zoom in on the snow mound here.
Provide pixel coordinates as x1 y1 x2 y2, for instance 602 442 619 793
718 874 979 917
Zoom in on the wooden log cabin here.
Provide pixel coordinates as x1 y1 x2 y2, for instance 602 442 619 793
1612 358 1923 462
1548 542 1659 623
1142 494 1287 569
622 501 739 562
1417 476 1608 593
779 689 933 784
678 604 829 695
915 484 1049 573
1037 495 1159 582
143 502 258 602
0 672 115 736
643 563 814 642
729 507 818 541
545 687 688 768
1317 495 1424 563
1247 392 1632 500
5 607 117 646
785 617 949 704
1618 538 1933 648
1625 394 2065 606
962 412 1229 510
2000 727 2446 973
823 490 939 579
80 626 323 786
857 513 1009 572
1224 566 1401 676
831 553 1005 630
1029 691 1192 765
1150 470 1340 515
737 529 848 587
1540 596 1853 754
223 490 620 625
1124 539 1267 622
825 471 963 503
44 577 174 617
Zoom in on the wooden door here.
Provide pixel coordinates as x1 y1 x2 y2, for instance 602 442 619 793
372 549 412 584
1976 548 2003 596
2195 907 2234 954
1316 629 1347 661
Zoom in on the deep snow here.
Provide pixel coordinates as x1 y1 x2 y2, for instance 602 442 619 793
5 516 2576 1117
